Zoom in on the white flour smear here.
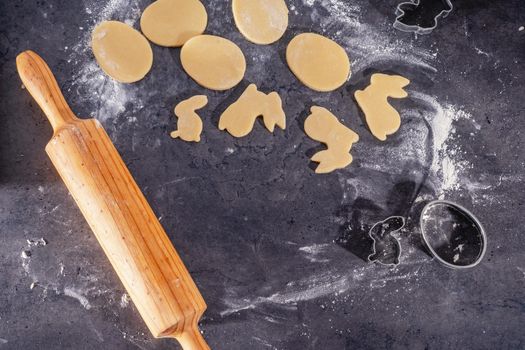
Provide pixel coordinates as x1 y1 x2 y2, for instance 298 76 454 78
221 260 425 316
19 230 116 312
409 91 473 195
64 287 92 310
299 243 331 263
66 0 143 122
221 271 352 316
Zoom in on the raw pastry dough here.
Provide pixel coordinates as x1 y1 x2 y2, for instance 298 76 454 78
286 33 350 92
232 0 288 45
140 0 207 47
354 73 410 141
91 21 153 83
181 35 246 91
219 84 286 138
170 95 208 142
304 106 359 174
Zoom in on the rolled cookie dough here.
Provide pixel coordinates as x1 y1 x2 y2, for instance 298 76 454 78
354 73 410 141
232 0 288 45
219 84 286 138
286 33 350 92
181 35 246 91
140 0 207 47
170 95 208 142
304 106 359 174
91 21 153 83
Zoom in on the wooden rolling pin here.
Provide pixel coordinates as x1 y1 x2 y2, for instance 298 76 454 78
16 50 209 350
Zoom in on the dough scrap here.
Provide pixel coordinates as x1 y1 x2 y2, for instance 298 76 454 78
286 33 350 92
91 21 153 83
181 35 246 91
170 95 208 142
219 84 286 138
232 0 288 45
304 106 359 174
140 0 207 47
354 73 410 141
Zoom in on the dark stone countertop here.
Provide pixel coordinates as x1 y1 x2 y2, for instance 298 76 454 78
1 0 524 349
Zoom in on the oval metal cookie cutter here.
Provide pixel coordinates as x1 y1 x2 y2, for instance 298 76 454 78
419 200 487 269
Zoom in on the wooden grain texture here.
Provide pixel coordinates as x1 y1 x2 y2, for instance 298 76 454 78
16 50 209 350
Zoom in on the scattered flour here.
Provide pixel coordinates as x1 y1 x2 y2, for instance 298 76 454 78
20 238 48 275
64 287 92 310
410 91 473 195
221 260 425 316
221 270 351 316
518 267 525 278
19 234 117 311
299 243 331 263
120 293 131 308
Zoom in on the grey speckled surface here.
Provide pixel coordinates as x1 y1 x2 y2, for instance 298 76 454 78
1 0 524 349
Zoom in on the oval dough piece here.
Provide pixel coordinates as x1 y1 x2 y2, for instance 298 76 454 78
180 35 246 91
91 21 153 83
140 0 208 47
232 0 288 45
286 33 350 92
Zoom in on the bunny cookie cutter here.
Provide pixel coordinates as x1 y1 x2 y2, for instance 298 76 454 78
368 216 405 266
393 0 453 35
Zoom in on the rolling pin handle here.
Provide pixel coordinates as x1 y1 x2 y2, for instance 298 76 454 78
16 50 78 132
177 326 210 350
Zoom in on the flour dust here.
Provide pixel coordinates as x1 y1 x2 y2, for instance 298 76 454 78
19 234 116 311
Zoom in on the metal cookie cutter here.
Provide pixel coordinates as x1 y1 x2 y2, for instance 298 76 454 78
393 0 453 35
420 200 487 269
368 216 405 266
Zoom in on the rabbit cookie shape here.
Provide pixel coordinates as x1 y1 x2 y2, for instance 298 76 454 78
354 73 410 141
368 216 405 266
304 106 359 174
170 95 208 142
219 84 286 138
